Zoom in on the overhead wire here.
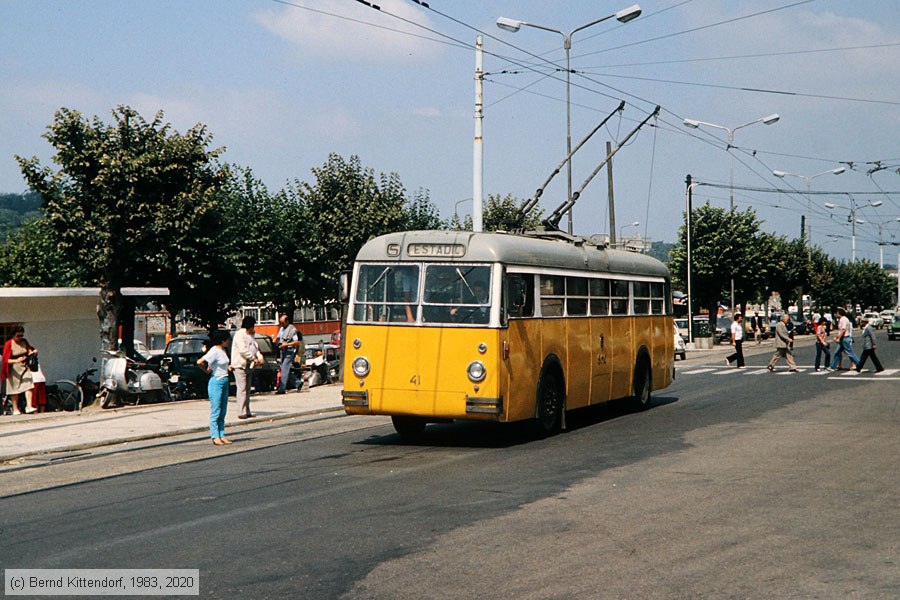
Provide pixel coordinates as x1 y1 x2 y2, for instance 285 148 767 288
300 0 888 255
572 0 818 59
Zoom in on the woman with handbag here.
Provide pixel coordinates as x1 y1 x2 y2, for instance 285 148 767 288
1 326 38 414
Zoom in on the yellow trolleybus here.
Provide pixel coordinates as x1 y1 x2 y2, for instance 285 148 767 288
341 230 674 437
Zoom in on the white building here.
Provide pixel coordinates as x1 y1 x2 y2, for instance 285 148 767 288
0 287 167 384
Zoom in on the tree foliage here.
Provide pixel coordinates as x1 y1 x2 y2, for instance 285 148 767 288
451 193 543 232
16 106 231 346
669 202 897 322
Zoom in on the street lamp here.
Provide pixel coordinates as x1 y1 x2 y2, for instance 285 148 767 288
772 167 845 245
497 5 642 235
823 198 883 261
682 113 779 315
453 197 472 223
619 220 639 244
871 217 900 268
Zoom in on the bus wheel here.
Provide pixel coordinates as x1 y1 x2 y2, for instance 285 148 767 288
535 370 563 436
632 359 652 410
392 416 426 440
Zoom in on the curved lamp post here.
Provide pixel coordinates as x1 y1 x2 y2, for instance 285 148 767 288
772 167 845 245
497 5 642 235
683 114 779 316
823 198 883 261
619 220 640 245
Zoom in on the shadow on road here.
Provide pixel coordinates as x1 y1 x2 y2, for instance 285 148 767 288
356 395 680 449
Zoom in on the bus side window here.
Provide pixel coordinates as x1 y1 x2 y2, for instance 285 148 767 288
505 274 534 319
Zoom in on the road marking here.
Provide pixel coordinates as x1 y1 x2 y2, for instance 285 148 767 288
745 369 770 375
839 370 860 376
712 369 743 375
876 369 898 376
683 368 716 375
777 369 803 375
808 370 829 375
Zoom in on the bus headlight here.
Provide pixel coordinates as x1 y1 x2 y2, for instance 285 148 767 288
352 357 370 377
467 360 486 383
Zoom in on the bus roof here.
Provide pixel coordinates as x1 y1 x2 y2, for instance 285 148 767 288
355 230 669 279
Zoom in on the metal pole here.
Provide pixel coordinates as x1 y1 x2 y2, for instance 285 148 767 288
607 140 616 246
686 175 694 345
727 131 735 317
472 36 484 233
564 39 573 235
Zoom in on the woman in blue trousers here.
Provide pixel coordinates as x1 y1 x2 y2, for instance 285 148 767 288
198 330 232 446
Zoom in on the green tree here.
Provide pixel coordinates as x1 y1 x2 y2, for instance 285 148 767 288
284 154 410 304
452 193 543 232
669 203 766 330
16 106 231 350
0 216 85 286
402 188 443 231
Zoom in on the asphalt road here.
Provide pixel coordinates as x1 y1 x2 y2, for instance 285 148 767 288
2 335 898 599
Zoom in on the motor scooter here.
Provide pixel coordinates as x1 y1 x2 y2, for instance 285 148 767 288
98 350 170 408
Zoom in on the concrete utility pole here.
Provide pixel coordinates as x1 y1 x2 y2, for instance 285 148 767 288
606 140 616 246
472 36 484 233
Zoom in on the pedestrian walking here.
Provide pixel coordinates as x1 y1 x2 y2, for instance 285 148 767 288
274 314 300 394
752 312 763 344
814 316 831 372
198 330 232 446
856 317 884 373
725 314 745 367
231 316 263 419
767 314 798 372
830 308 861 371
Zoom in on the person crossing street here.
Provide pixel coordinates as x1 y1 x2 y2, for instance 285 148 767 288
767 314 798 372
725 313 745 368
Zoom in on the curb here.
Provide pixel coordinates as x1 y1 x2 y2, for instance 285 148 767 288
0 406 346 464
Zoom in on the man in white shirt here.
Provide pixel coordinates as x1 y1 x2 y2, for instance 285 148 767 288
830 307 860 370
725 313 745 368
231 316 262 418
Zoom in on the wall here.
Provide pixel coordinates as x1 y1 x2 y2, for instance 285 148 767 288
0 295 100 383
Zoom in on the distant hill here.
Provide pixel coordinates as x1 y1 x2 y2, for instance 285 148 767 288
647 241 674 264
0 192 42 238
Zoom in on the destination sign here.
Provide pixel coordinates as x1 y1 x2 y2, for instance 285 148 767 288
407 243 466 258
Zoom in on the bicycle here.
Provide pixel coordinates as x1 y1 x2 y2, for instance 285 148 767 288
46 367 98 412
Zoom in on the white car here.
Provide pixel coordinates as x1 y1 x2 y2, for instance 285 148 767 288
674 318 689 339
674 331 687 360
880 310 895 325
862 312 884 329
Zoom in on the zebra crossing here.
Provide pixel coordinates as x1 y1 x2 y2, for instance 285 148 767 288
680 366 899 381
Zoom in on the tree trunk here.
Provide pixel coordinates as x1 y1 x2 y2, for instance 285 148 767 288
120 298 136 359
97 285 124 353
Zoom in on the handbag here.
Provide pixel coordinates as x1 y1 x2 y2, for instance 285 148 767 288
31 366 46 384
25 353 39 372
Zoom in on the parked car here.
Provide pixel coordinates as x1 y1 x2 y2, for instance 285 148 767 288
302 343 341 386
674 318 689 339
880 310 895 325
674 331 687 360
145 333 214 400
715 316 732 342
862 311 884 329
889 315 900 341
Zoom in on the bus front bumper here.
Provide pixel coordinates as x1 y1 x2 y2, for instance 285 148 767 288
341 389 503 419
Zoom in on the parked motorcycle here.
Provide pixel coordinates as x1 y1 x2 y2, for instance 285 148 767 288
98 350 170 408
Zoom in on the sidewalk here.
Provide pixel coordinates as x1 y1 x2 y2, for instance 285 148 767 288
0 384 345 463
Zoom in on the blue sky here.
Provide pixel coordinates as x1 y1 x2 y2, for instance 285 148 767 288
2 1 899 263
